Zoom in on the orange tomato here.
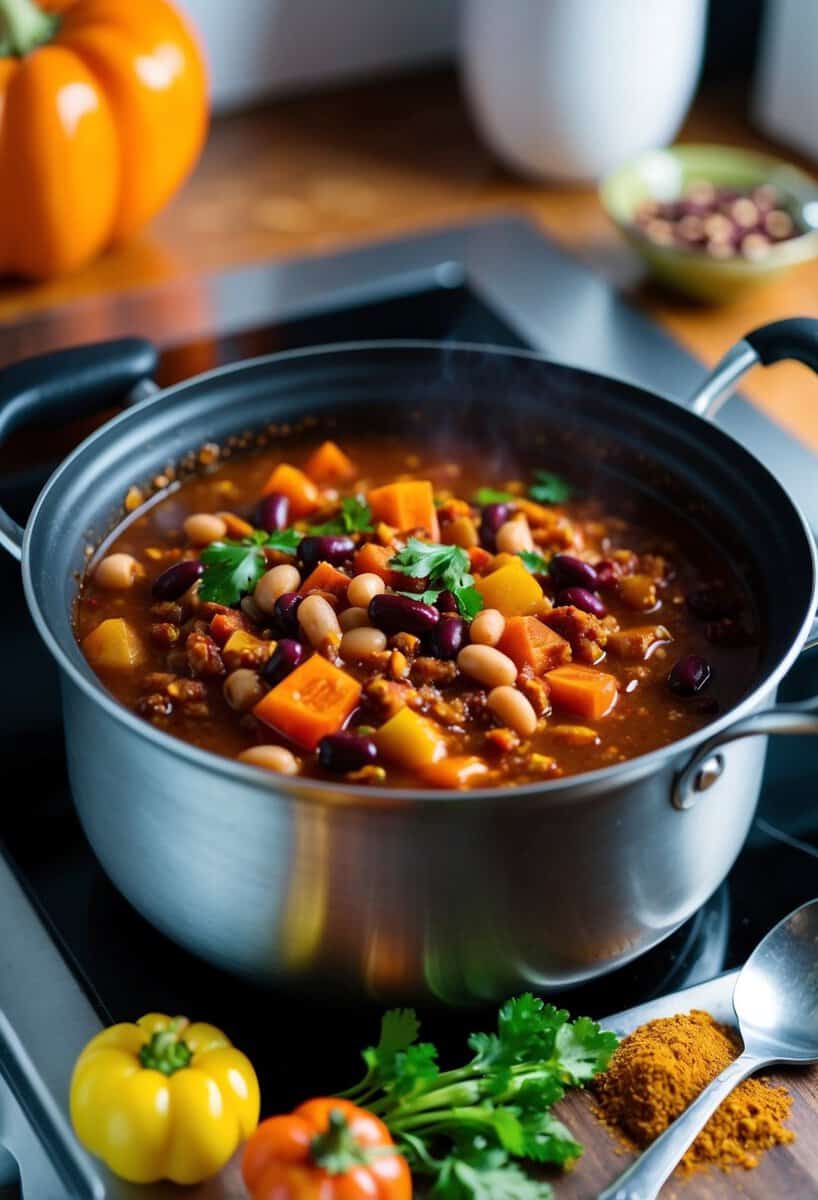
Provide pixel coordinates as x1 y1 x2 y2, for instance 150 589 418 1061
242 1097 412 1200
0 0 208 278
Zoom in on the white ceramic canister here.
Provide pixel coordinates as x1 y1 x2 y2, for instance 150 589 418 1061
461 0 708 183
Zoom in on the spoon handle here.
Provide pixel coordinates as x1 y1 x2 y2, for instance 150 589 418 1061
597 1051 770 1200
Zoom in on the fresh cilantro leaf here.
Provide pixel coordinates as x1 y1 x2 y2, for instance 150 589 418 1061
519 1111 582 1166
474 487 515 506
199 529 302 605
309 495 373 535
389 1043 440 1100
495 995 569 1067
361 1009 421 1084
430 1156 553 1200
456 585 484 620
555 1017 620 1083
529 470 572 505
518 550 550 574
199 540 266 605
389 538 482 618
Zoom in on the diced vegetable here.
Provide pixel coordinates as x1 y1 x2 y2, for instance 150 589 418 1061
546 664 618 720
209 610 248 645
353 541 403 588
441 515 479 549
253 655 361 750
498 616 571 674
216 511 254 538
475 559 544 617
607 624 671 660
260 463 319 517
368 480 440 540
420 755 489 789
376 707 446 769
223 629 270 658
298 560 351 598
304 440 357 484
619 573 658 611
82 618 143 670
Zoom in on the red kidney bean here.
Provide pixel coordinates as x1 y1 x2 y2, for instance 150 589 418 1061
369 593 440 635
668 655 711 696
435 589 460 614
687 585 742 620
262 638 305 685
550 554 598 591
273 592 303 637
594 560 620 590
317 731 378 773
298 535 355 572
556 587 606 618
430 615 468 659
257 492 290 532
151 559 203 601
479 502 511 551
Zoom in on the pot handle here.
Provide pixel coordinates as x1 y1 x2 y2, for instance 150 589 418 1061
0 338 158 561
673 696 818 810
689 317 818 421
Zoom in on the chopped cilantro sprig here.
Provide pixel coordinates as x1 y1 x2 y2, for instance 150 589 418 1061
199 530 302 605
388 538 484 620
528 471 573 505
309 495 373 535
337 994 618 1200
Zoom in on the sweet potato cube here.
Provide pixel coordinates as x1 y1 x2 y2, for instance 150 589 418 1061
253 654 361 750
82 618 143 670
545 664 618 720
352 542 403 588
299 561 351 599
376 706 446 769
498 616 571 675
210 610 248 645
368 480 440 540
305 440 357 484
216 511 254 538
420 755 489 789
222 629 273 670
475 560 543 617
261 463 319 517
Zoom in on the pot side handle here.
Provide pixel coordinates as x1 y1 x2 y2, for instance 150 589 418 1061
0 338 158 562
673 697 818 810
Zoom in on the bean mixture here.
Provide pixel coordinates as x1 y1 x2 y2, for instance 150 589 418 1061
76 437 761 789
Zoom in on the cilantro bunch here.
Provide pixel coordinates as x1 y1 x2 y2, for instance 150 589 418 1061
388 538 484 620
337 994 618 1200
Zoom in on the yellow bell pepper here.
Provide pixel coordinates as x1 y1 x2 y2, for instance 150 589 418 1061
69 1013 260 1185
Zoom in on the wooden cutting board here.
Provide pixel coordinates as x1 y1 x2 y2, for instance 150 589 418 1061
545 971 818 1199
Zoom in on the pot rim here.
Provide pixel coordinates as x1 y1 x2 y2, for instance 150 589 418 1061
21 338 818 808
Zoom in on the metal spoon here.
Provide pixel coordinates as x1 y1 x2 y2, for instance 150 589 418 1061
598 898 818 1200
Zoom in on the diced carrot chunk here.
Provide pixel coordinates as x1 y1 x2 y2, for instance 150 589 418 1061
475 560 543 617
253 654 361 751
376 707 446 769
352 542 402 588
299 561 351 599
216 511 254 538
498 616 571 674
469 546 494 574
210 610 248 645
82 618 143 670
420 756 489 789
545 664 618 720
368 481 440 540
261 463 319 517
305 440 357 484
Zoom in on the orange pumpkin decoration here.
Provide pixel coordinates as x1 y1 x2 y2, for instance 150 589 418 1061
0 0 208 279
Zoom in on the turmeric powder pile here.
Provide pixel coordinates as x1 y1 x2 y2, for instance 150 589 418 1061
595 1009 794 1173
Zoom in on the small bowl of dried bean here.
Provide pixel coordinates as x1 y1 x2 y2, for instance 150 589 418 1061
600 144 818 302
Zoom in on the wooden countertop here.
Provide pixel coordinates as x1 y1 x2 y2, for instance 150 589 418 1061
2 70 818 452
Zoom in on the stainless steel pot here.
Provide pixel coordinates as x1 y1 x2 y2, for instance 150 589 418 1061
2 326 818 1004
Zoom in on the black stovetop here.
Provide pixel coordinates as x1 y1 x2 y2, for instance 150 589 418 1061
2 228 818 1116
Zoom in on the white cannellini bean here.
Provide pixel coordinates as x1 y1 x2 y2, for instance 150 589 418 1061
469 608 506 646
487 686 538 737
183 512 228 546
298 593 340 646
94 553 140 590
254 564 301 614
238 745 300 774
223 668 264 712
347 572 385 608
339 606 371 631
457 644 517 688
496 516 534 555
340 626 387 660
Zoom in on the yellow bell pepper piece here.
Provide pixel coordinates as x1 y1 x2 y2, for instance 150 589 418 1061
82 618 143 670
376 706 446 769
70 1013 259 1185
475 559 544 617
